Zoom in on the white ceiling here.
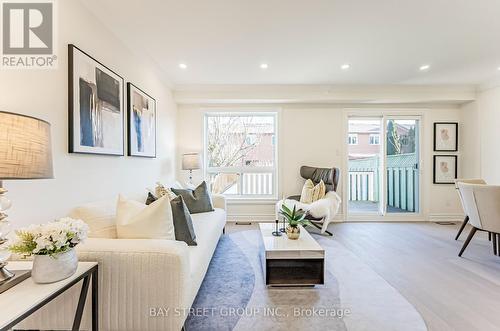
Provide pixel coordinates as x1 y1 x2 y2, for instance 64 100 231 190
81 0 500 86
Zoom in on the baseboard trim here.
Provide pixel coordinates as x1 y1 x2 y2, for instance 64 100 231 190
227 213 462 222
227 214 275 222
428 214 464 222
227 213 346 222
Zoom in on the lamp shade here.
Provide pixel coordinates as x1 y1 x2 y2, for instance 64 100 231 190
0 111 53 180
182 153 201 170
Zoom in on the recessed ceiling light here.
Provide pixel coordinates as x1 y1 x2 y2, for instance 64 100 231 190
419 64 430 71
178 63 187 69
341 64 350 70
497 66 500 71
260 63 269 69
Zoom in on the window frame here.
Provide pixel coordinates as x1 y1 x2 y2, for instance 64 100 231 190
203 111 279 200
369 133 380 145
348 133 359 145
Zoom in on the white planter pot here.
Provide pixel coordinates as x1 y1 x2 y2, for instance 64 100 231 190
32 248 78 284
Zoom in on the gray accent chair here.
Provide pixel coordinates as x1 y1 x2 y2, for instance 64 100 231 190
287 166 341 236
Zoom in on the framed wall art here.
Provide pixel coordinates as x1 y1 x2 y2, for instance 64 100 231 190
127 83 157 157
68 44 124 155
433 155 457 184
434 122 458 152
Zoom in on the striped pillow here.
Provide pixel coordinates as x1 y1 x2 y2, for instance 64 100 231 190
300 179 326 204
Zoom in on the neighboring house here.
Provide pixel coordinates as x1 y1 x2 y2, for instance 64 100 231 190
348 121 414 160
348 122 381 159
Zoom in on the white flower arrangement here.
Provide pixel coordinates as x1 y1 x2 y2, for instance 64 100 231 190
9 218 89 257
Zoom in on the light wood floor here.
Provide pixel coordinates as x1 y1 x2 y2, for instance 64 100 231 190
225 221 500 331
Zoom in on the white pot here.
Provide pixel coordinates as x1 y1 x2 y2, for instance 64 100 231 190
32 248 78 284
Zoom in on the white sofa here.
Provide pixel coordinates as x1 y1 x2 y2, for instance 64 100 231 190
17 194 227 331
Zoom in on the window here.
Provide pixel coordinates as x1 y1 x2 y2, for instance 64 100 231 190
369 134 380 145
204 113 277 198
348 133 358 145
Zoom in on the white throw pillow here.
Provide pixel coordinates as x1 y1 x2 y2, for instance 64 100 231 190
116 195 175 240
300 179 326 204
68 199 117 239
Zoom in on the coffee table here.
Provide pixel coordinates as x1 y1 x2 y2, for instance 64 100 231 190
258 223 325 286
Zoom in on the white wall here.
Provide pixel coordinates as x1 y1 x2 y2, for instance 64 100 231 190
0 0 177 227
459 101 481 179
176 103 465 221
470 85 500 184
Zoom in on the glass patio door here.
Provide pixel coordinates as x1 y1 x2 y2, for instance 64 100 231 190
347 118 383 215
385 118 420 214
346 115 421 217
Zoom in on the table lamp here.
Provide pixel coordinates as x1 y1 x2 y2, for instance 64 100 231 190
182 153 201 185
0 111 53 288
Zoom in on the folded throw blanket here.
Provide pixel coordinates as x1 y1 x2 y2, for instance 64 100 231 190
276 191 342 221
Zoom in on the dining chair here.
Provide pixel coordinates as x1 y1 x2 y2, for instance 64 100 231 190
457 183 500 257
454 179 486 240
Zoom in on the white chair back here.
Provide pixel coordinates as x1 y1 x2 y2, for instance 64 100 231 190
454 179 486 215
458 183 500 234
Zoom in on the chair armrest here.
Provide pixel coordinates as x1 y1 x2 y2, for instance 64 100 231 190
212 194 227 210
287 195 301 201
19 238 191 331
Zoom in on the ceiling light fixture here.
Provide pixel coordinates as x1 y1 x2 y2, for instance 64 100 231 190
341 64 350 70
178 63 187 69
497 66 500 71
260 63 269 69
419 64 430 71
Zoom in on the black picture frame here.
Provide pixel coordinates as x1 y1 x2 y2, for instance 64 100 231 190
127 83 157 158
433 155 458 184
68 44 125 156
433 122 458 152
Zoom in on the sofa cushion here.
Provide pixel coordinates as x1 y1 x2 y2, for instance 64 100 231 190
116 195 175 240
187 208 226 302
171 181 214 214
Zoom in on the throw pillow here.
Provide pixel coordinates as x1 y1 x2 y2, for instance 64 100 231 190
154 182 177 200
145 192 197 245
145 192 157 205
170 195 197 246
171 181 214 214
116 195 175 240
68 199 117 239
300 179 326 204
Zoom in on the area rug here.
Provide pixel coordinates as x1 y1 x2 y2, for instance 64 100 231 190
185 230 427 331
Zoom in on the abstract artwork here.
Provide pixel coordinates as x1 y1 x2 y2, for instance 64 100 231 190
68 44 124 155
127 83 156 157
434 122 458 152
433 155 457 184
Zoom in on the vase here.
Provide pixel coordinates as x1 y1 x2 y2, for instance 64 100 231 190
32 248 78 284
286 225 300 240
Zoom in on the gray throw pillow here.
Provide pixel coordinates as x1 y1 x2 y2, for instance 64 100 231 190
146 192 157 205
171 181 214 214
170 195 197 246
145 192 197 246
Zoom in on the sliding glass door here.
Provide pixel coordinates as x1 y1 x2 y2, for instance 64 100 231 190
347 118 383 215
385 118 420 214
346 115 421 217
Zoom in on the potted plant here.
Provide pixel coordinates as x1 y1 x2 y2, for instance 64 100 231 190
279 204 310 239
9 218 89 283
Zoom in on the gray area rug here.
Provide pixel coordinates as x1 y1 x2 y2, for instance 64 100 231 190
186 230 427 331
186 231 346 331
